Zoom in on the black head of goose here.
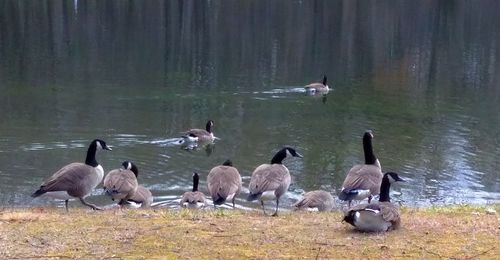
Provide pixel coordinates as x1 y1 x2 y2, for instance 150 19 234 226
343 172 405 232
31 139 112 211
181 120 215 143
305 75 329 94
339 131 383 207
207 159 242 208
292 190 335 212
180 172 206 208
103 161 139 207
247 147 303 216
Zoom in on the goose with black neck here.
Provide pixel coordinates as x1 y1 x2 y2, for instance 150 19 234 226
343 172 405 232
339 131 383 207
31 139 112 211
247 147 303 216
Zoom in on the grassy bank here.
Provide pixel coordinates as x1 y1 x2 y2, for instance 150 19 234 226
0 205 498 259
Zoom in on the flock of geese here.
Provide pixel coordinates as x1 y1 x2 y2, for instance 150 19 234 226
31 76 406 233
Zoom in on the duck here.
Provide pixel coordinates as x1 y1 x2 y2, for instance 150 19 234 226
207 159 242 208
180 172 206 208
292 190 335 212
182 120 215 143
103 161 139 207
338 131 383 207
247 147 303 216
343 172 405 232
304 75 329 94
31 139 112 211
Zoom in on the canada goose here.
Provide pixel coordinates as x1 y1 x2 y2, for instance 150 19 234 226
247 147 303 216
109 162 153 208
182 120 215 143
128 185 153 208
103 161 139 207
339 131 383 207
343 172 405 232
305 75 329 93
180 172 206 208
292 190 335 212
31 139 112 211
207 159 242 208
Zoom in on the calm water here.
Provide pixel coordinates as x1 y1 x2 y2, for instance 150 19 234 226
0 0 499 210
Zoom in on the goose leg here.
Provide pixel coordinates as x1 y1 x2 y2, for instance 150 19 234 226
64 200 69 212
368 195 373 204
232 197 236 209
260 200 268 215
271 199 279 217
79 198 102 210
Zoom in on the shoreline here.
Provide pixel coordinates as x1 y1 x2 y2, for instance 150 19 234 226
1 204 498 259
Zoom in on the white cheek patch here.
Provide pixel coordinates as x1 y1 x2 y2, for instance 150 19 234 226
127 162 132 170
96 141 103 150
388 175 396 183
286 149 292 157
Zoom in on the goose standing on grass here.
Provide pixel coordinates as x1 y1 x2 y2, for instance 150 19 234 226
207 159 242 208
339 131 383 207
305 75 329 94
292 190 335 212
343 172 405 232
103 161 139 207
31 139 112 211
180 172 206 208
182 120 215 143
247 147 303 216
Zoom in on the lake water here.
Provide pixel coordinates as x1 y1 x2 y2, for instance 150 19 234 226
0 0 499 210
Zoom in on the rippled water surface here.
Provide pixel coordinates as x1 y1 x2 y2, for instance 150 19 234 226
0 0 499 210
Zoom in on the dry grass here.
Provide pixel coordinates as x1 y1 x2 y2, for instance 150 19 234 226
0 205 498 259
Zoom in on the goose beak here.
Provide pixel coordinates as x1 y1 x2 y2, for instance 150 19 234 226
295 152 304 158
104 146 112 151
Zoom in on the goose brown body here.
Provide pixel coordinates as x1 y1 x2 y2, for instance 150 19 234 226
103 166 138 203
293 190 335 212
207 160 242 207
129 185 153 208
305 75 329 93
183 120 215 142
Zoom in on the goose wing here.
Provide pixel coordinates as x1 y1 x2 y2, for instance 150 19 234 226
249 164 290 194
180 191 206 204
305 83 323 88
103 169 138 200
185 128 209 137
38 163 96 195
293 190 333 210
379 202 401 223
207 166 242 199
341 164 383 192
128 185 153 208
